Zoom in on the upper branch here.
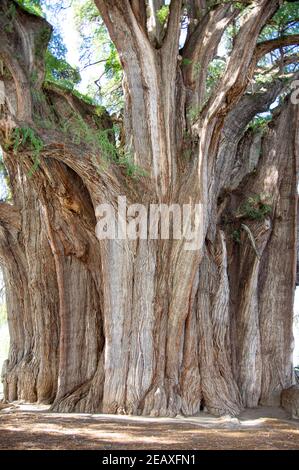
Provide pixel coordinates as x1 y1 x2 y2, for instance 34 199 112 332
185 0 208 35
95 0 183 193
130 0 147 32
163 0 183 49
201 0 280 124
255 34 299 61
181 3 237 96
255 53 299 75
95 0 150 53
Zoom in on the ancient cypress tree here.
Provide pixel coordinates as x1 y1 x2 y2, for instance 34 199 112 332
0 0 298 416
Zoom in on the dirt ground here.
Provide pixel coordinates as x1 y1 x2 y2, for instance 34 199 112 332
0 404 299 450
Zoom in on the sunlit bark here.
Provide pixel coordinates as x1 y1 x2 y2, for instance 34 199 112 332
0 0 298 416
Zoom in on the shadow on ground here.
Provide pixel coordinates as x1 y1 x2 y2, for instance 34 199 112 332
0 404 298 450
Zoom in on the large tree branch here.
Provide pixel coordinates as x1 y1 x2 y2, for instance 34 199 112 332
185 0 280 214
95 1 155 172
130 0 147 32
181 3 237 107
200 0 280 124
163 0 183 50
255 53 299 75
223 78 286 141
214 78 285 191
182 3 235 76
144 0 165 46
185 0 208 35
161 0 183 91
255 34 299 61
95 0 181 195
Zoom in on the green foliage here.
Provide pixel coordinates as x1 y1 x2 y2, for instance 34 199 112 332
6 2 17 18
181 130 196 160
234 2 245 11
156 5 169 25
259 3 299 41
73 89 95 105
100 43 123 112
30 70 39 85
104 46 122 80
10 127 44 176
95 127 148 177
44 80 95 107
3 2 17 33
206 58 226 98
61 113 146 178
117 149 148 178
48 29 67 61
45 51 81 90
33 114 55 130
19 1 83 93
256 3 299 80
247 115 271 133
74 0 123 113
232 229 241 244
192 62 202 81
10 1 82 94
182 58 192 66
255 73 276 85
35 26 52 59
187 106 202 124
14 0 42 16
238 195 272 221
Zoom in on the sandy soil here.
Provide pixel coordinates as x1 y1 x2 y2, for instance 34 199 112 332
0 404 298 450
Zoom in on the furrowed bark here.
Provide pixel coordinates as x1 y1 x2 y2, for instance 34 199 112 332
0 160 59 403
0 0 298 418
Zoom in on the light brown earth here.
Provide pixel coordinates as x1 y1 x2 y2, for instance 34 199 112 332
0 404 299 450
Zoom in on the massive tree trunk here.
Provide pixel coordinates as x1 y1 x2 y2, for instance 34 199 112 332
0 0 298 416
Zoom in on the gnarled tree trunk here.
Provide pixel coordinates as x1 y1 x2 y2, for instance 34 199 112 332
0 0 298 416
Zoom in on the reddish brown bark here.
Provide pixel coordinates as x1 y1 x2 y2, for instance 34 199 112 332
0 0 298 416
